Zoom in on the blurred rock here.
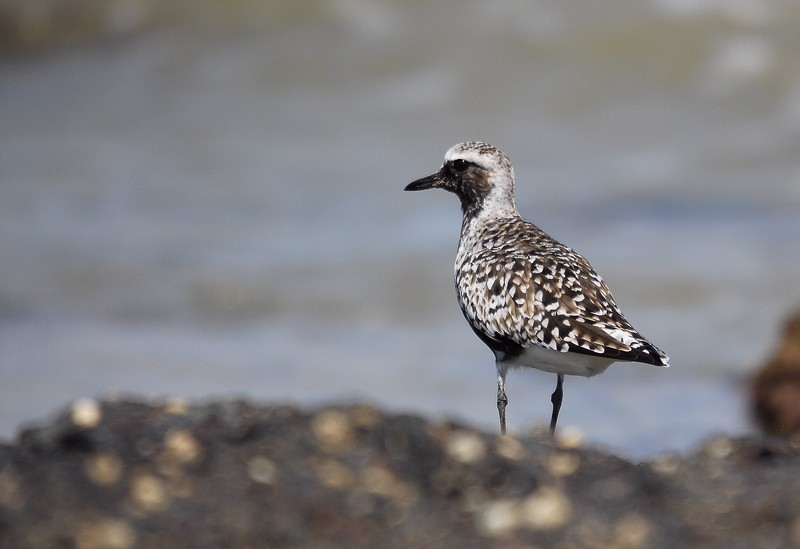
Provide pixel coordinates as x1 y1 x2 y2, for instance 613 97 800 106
1 398 800 547
752 310 800 437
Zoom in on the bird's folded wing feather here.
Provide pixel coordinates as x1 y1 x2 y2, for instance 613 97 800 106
458 242 667 365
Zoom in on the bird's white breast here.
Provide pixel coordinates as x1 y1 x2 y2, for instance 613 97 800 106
503 344 616 377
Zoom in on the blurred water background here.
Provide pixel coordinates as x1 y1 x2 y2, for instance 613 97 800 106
2 0 800 458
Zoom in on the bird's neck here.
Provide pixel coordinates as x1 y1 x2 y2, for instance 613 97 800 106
459 202 521 244
460 193 518 227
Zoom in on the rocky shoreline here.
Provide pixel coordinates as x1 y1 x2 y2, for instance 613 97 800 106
1 398 799 548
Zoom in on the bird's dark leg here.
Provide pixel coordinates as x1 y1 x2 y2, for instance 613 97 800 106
496 368 508 435
549 374 564 436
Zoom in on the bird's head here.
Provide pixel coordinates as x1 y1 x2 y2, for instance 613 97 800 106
405 142 517 219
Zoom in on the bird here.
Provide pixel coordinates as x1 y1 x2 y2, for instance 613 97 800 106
404 142 669 436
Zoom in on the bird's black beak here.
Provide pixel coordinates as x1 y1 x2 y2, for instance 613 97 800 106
405 169 444 191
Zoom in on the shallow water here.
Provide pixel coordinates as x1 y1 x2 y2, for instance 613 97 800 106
2 0 800 457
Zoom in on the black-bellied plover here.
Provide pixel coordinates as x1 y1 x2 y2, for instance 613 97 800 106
405 142 669 435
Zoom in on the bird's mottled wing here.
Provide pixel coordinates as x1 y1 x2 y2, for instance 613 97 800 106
455 219 668 366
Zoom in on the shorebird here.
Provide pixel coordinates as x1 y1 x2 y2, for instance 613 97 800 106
405 142 669 435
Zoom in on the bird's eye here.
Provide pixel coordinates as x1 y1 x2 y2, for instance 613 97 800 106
451 159 470 172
